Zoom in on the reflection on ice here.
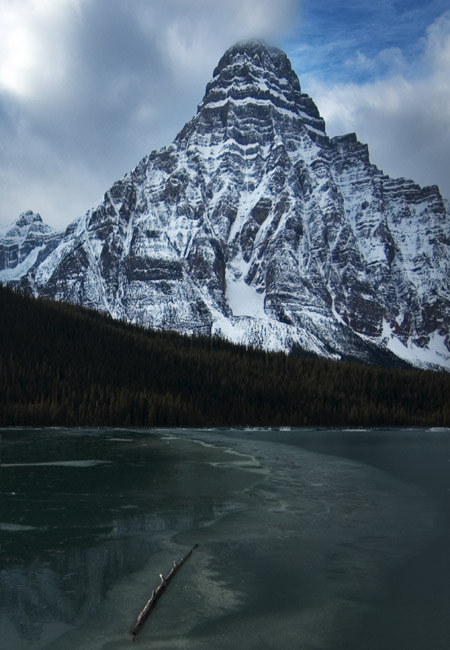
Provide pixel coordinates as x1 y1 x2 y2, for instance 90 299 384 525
0 428 446 650
1 460 111 468
0 522 39 531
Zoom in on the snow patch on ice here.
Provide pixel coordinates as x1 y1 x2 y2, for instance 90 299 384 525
1 460 111 468
0 523 39 532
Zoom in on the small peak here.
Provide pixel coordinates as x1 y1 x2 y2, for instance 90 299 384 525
178 41 326 148
213 40 300 91
16 210 43 227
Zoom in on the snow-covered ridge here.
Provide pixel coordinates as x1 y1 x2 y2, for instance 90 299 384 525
0 211 62 283
2 42 450 370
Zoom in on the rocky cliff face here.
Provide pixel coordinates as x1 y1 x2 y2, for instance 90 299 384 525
2 42 450 369
0 211 62 284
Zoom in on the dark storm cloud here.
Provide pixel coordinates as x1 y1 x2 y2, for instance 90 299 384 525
1 0 449 230
0 0 299 228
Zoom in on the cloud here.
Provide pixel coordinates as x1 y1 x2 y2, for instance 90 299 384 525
2 0 448 233
0 0 82 100
0 0 299 229
345 48 407 77
308 10 450 202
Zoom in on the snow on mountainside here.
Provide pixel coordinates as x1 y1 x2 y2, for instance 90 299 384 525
0 211 62 283
2 42 450 369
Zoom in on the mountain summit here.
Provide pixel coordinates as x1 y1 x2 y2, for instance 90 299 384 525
2 42 450 369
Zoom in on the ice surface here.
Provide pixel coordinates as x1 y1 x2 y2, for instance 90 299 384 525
0 429 438 650
0 523 38 532
1 460 111 468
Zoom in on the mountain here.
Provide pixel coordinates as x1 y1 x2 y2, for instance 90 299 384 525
0 211 62 284
2 42 450 369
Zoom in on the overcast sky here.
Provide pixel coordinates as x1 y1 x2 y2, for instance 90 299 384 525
1 0 449 229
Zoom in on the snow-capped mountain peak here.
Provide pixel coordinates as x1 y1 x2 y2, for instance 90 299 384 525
0 211 62 284
2 42 449 370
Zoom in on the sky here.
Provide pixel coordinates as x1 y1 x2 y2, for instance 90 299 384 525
0 0 449 230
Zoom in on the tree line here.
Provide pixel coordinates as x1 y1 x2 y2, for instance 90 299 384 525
1 284 449 428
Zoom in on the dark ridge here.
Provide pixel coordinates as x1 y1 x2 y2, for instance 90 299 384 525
1 284 449 428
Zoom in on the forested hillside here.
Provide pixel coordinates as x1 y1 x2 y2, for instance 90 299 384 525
1 285 449 427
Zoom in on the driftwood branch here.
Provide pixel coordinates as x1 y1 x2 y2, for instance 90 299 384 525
130 544 198 641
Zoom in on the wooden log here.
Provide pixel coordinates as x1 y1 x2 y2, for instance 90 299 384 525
130 544 198 641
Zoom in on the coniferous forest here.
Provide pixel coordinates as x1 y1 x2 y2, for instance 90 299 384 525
1 284 449 428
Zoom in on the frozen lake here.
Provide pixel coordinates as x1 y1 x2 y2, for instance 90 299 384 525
1 427 449 649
